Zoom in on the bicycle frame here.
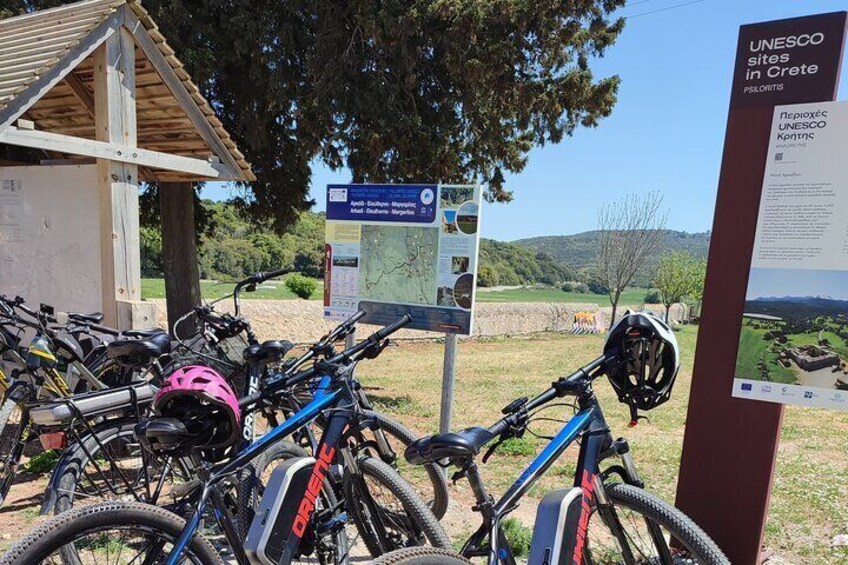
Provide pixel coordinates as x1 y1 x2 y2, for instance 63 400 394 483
164 377 351 565
458 377 648 565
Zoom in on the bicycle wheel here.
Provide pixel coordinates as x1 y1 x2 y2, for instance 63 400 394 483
0 396 24 506
52 421 180 514
586 483 729 565
238 440 349 564
0 500 223 564
373 547 472 564
359 410 449 520
343 456 450 558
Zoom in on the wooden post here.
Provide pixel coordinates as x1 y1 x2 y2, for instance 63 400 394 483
94 28 140 328
159 181 201 335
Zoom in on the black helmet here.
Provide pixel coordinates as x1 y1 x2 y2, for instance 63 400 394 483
604 311 680 418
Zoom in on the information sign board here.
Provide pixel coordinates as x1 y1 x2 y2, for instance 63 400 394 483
733 100 848 410
324 184 481 334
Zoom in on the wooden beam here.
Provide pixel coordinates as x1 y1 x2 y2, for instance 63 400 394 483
0 126 229 178
0 11 121 130
159 181 201 333
121 7 247 181
64 72 95 115
95 27 139 327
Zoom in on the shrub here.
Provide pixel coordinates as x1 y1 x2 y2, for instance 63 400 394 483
561 281 589 293
24 450 60 474
502 518 533 557
644 289 662 303
587 276 609 295
285 274 318 299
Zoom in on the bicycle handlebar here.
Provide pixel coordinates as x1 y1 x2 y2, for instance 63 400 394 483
487 354 609 437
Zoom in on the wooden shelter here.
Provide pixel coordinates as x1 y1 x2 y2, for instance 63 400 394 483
0 0 253 327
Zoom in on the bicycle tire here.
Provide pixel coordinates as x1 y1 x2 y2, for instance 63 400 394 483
0 396 23 507
373 547 472 564
0 500 223 565
593 483 730 565
343 456 450 558
362 409 449 520
237 440 350 563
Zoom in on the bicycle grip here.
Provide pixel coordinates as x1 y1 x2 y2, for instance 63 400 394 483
346 310 367 326
374 314 412 340
259 268 287 283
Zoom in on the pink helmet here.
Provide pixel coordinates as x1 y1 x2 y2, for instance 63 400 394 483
153 365 241 452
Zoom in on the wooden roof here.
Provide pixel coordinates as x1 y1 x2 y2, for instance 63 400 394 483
0 0 254 182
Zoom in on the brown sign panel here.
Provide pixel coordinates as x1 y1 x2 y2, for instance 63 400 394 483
675 11 846 565
731 11 847 108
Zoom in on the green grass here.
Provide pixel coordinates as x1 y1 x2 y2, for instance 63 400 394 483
141 277 323 301
476 287 649 305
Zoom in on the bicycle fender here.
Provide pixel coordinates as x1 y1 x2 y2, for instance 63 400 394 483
40 417 137 515
528 487 584 565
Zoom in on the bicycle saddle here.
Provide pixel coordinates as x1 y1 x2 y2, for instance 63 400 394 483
107 332 171 367
242 340 294 364
405 427 495 465
68 312 104 324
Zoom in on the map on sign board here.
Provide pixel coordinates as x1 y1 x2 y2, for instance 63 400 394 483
324 184 481 334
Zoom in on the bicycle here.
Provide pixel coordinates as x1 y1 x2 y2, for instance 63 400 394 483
1 315 449 565
377 312 729 565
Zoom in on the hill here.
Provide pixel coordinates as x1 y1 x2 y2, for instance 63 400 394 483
478 239 577 287
514 230 711 287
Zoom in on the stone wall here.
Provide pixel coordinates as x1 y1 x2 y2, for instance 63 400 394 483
149 299 687 343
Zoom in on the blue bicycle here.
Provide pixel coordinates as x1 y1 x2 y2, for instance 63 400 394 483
378 312 730 565
0 315 449 565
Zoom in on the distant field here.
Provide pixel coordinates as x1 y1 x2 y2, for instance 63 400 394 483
476 286 648 305
141 278 323 301
142 278 649 307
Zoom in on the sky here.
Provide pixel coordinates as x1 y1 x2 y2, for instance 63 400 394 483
202 0 848 242
747 268 848 301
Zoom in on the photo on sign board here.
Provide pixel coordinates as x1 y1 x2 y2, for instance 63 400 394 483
453 273 474 309
440 185 475 208
437 285 457 307
442 210 459 234
451 256 470 274
735 268 848 390
456 201 479 235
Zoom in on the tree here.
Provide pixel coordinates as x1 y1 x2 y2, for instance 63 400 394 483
653 251 701 323
597 192 667 327
2 0 626 224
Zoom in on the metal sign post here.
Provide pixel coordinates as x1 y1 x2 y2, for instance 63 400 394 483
439 333 458 435
438 332 459 479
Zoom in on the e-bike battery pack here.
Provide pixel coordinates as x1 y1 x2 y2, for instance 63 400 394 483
528 487 585 565
245 457 316 565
